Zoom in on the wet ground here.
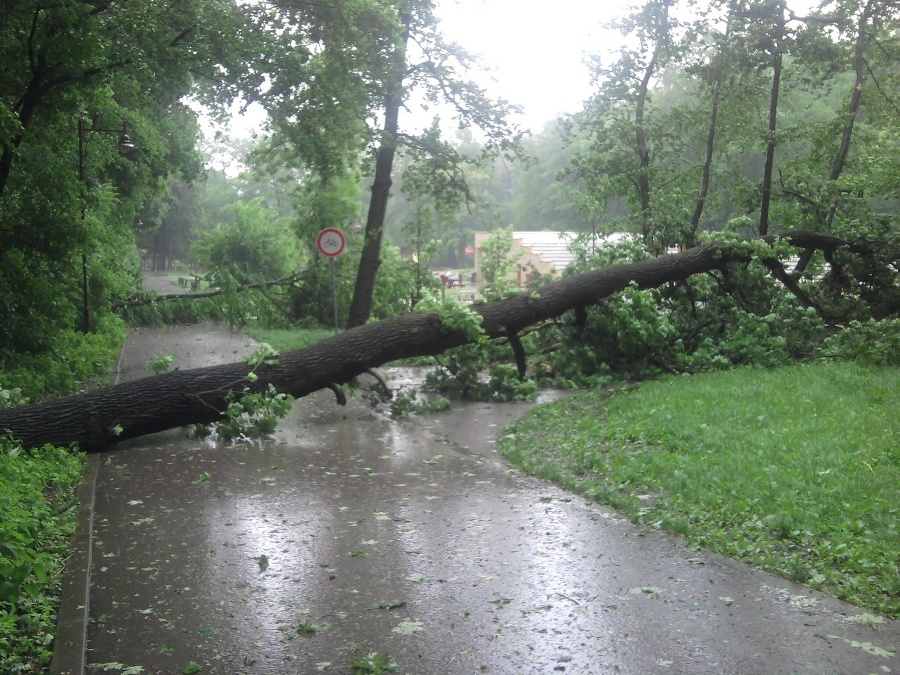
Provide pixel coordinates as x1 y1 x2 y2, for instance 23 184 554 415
51 279 899 674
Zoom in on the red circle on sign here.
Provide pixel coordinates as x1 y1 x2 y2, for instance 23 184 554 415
316 228 346 258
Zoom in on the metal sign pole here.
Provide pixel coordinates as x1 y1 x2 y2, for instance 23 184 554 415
331 257 339 334
316 227 346 334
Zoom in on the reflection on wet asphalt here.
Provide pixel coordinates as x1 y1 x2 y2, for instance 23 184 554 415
82 324 900 674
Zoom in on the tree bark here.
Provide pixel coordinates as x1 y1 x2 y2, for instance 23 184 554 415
759 38 783 236
0 232 876 452
823 0 873 233
633 0 672 243
688 5 733 249
346 10 411 329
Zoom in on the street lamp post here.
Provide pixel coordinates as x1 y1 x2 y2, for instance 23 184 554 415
77 118 135 333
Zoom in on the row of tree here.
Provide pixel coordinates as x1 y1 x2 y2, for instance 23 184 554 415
190 0 900 304
0 0 529 363
1 0 897 389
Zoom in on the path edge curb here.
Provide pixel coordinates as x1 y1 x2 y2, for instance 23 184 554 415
49 452 99 675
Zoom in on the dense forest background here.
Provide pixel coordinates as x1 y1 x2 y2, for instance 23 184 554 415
0 0 897 396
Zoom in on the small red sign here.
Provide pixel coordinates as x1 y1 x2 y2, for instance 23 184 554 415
316 228 346 258
465 246 475 254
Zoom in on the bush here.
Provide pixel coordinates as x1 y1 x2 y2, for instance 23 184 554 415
536 253 832 384
0 434 83 673
0 316 125 399
820 318 900 365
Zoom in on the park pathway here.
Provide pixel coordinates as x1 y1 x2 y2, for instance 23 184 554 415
51 302 899 674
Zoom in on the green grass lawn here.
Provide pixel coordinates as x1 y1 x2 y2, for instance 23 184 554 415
500 361 899 617
243 325 336 352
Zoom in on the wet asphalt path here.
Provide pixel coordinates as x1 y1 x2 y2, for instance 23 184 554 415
52 310 899 674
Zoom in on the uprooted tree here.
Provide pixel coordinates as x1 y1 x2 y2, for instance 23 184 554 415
0 231 894 452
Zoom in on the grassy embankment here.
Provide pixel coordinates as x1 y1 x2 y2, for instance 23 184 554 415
500 361 899 618
244 325 336 352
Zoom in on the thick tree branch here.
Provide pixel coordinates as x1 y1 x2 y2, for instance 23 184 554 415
327 383 347 406
111 271 312 310
0 232 876 452
506 330 527 378
761 258 820 312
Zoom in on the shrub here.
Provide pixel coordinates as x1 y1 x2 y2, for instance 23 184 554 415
0 433 82 673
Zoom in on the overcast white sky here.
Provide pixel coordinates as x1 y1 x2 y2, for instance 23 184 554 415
434 0 615 132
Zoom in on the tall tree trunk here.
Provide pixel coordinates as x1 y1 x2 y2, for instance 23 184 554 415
688 6 734 248
824 0 873 233
0 69 45 198
346 10 411 329
759 2 787 237
633 0 672 245
829 0 871 183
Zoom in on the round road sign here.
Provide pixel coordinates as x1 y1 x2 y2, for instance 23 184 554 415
316 227 346 258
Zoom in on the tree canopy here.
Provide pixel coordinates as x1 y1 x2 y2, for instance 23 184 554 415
0 0 896 396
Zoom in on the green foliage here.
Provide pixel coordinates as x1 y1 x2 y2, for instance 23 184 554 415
387 388 418 418
0 385 28 410
541 239 834 383
399 199 446 301
214 383 293 440
477 226 521 300
286 257 352 328
0 317 125 400
387 388 451 419
501 362 900 617
213 347 294 444
414 294 484 341
285 228 422 329
192 199 305 285
0 434 83 673
564 0 900 258
297 620 328 634
0 0 232 358
245 343 280 368
148 354 176 375
200 344 294 440
124 270 295 332
423 344 538 403
567 234 650 279
820 319 900 366
0 302 125 673
487 363 538 402
121 294 228 327
370 246 432 320
351 651 397 674
242 326 334 352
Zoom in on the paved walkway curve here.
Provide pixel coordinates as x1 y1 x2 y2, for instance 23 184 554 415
52 320 899 674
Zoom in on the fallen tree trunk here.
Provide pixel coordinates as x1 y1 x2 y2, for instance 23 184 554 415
0 233 876 451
